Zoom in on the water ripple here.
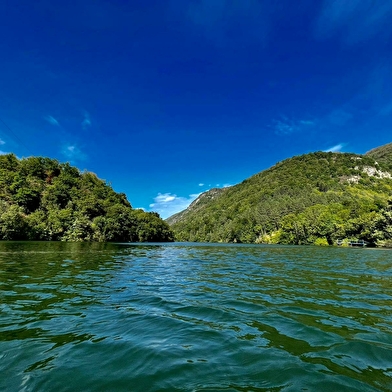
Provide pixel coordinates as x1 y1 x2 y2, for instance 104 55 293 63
0 242 391 391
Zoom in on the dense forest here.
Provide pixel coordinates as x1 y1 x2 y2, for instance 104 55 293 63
0 154 174 242
168 143 392 247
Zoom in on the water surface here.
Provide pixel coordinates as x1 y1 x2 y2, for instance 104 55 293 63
1 242 391 391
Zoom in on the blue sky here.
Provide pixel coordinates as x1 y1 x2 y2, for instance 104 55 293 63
1 0 392 218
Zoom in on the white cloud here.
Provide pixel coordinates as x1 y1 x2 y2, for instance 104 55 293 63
316 0 392 44
198 183 204 187
44 115 59 126
81 112 91 129
149 192 200 219
0 139 5 145
62 144 87 161
324 143 345 153
158 194 176 203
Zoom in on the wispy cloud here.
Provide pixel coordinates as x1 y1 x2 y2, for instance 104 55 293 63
273 120 296 135
299 120 315 126
272 116 315 136
0 139 10 155
44 115 60 126
62 144 87 161
215 183 233 188
324 143 345 153
149 192 200 219
81 112 91 129
198 183 204 187
316 0 392 44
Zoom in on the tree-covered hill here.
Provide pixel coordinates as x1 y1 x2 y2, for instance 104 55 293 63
0 154 174 242
168 147 392 247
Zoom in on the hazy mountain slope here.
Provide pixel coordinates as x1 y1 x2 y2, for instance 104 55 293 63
366 142 392 168
169 148 392 246
167 188 227 225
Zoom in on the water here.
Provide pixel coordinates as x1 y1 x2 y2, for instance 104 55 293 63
1 242 392 391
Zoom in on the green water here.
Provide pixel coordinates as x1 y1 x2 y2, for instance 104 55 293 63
0 242 391 391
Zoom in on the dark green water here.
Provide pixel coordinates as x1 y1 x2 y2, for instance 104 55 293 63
1 242 392 391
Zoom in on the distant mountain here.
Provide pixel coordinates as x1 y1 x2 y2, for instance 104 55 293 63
366 142 392 168
168 144 392 247
0 154 174 242
167 188 227 225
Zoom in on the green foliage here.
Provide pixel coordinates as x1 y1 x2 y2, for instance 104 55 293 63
0 154 173 242
0 203 28 240
169 149 392 247
314 237 329 246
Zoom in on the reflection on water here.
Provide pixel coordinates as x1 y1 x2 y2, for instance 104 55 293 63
1 242 392 391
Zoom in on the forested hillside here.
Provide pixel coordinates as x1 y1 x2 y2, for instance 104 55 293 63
0 154 174 242
168 149 392 247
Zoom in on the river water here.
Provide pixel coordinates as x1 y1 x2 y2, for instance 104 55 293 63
0 241 391 391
